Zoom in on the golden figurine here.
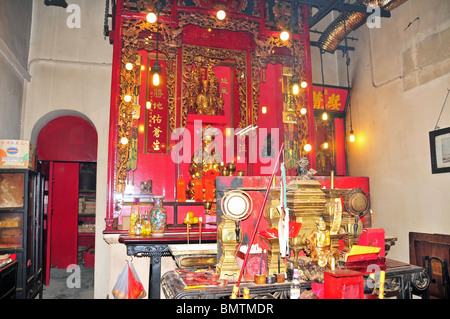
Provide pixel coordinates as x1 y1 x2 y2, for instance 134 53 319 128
196 79 216 115
188 66 224 116
307 216 339 269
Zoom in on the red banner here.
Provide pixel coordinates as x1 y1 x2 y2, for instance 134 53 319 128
312 85 349 112
146 59 169 154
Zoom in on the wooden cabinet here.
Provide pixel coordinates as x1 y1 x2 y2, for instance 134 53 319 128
0 169 44 299
0 260 18 299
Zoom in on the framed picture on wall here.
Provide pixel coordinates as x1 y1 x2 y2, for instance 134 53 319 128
429 127 450 174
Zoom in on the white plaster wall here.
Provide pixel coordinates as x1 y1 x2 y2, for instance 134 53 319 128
0 0 32 139
345 0 450 262
310 11 343 86
22 0 113 298
0 53 26 139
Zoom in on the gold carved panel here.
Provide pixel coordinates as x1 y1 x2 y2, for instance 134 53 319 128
181 45 248 128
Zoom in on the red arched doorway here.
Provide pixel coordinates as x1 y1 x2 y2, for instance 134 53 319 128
37 115 97 285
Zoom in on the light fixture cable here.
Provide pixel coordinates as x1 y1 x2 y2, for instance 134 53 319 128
151 1 164 86
434 89 450 131
320 48 327 120
343 9 354 141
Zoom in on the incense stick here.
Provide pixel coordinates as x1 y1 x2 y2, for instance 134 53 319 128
259 253 263 275
234 143 285 292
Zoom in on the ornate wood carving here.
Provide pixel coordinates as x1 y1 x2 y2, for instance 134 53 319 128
178 11 259 34
181 45 248 128
116 19 182 192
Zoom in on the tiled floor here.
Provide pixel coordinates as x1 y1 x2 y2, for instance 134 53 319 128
42 264 94 299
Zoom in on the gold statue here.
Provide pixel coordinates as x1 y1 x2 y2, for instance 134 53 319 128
187 125 223 199
188 66 224 116
307 216 339 269
196 79 216 115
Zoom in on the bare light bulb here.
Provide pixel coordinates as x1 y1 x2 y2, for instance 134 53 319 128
323 142 329 149
304 144 312 152
300 107 307 115
146 101 151 109
120 137 128 145
124 95 132 103
322 111 328 121
280 31 290 41
125 63 133 70
292 83 300 95
146 12 157 23
349 130 355 143
152 72 160 86
301 81 308 88
217 10 226 20
261 106 267 114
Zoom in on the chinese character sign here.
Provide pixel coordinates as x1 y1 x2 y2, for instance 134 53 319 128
313 85 349 112
146 59 169 154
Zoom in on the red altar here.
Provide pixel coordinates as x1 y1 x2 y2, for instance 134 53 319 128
104 1 355 231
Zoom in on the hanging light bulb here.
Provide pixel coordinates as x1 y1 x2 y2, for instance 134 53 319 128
152 64 161 86
322 111 328 121
151 12 162 87
291 74 300 95
349 129 355 143
146 12 157 23
217 10 226 20
280 31 290 41
292 83 300 95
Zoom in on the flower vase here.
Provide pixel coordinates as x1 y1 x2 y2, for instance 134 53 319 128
149 196 167 237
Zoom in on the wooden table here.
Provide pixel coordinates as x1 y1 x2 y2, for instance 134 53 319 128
119 225 217 299
383 259 430 299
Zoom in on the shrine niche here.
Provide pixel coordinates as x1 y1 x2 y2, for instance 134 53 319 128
181 45 248 128
187 66 224 116
105 0 315 229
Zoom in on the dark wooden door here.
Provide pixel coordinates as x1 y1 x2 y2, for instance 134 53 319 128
50 162 79 268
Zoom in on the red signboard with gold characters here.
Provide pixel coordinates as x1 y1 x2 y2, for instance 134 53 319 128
146 59 169 154
313 85 349 112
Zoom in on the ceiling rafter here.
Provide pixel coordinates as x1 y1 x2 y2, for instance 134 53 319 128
295 0 391 28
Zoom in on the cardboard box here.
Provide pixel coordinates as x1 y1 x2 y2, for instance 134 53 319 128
0 140 35 170
119 216 130 231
